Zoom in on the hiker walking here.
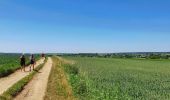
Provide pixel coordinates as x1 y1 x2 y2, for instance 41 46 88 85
41 53 45 58
30 54 35 71
20 54 26 72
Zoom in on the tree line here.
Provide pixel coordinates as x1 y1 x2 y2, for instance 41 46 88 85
59 52 170 59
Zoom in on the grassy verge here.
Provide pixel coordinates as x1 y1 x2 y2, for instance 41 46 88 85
63 64 87 100
44 56 75 100
0 57 47 100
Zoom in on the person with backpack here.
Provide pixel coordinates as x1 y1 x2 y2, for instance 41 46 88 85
30 54 35 71
41 53 45 58
20 54 26 72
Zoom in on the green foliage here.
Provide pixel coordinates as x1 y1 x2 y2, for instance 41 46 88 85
0 54 40 77
63 64 88 99
148 54 161 59
64 64 79 75
0 54 20 77
61 52 170 59
64 57 170 100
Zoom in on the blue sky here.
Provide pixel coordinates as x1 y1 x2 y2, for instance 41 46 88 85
0 0 170 53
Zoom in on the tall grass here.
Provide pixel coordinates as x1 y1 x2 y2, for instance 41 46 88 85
64 57 170 100
63 64 87 98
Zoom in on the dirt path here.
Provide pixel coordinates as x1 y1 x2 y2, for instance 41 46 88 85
0 58 45 95
14 57 52 100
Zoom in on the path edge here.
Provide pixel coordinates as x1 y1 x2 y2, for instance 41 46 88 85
0 57 48 100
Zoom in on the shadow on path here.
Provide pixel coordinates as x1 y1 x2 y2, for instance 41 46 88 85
33 70 42 73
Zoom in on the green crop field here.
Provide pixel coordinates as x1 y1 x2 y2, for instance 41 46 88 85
63 57 170 100
0 54 40 77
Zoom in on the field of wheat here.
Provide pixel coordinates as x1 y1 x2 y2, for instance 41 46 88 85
64 57 170 100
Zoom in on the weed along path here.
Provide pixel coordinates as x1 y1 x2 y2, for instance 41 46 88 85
14 57 52 100
0 58 45 95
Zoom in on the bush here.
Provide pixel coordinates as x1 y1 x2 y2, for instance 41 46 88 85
148 54 161 59
77 80 87 95
63 64 88 98
64 64 79 75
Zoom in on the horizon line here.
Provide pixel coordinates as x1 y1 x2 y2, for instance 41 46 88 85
1 51 170 54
